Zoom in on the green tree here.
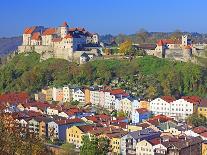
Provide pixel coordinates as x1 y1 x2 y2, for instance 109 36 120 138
187 113 207 127
59 143 77 155
80 135 109 155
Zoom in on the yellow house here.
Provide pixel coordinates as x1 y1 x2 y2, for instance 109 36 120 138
202 141 207 155
99 130 127 155
84 88 90 104
139 101 150 110
127 124 142 132
121 98 132 114
39 121 46 138
42 87 53 101
198 100 207 118
66 125 94 148
136 139 154 155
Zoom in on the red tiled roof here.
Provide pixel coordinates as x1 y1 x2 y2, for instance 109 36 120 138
147 114 172 126
157 39 181 46
181 96 201 104
65 34 73 39
42 28 56 35
110 89 125 95
56 118 82 125
24 26 36 34
149 138 161 145
136 108 149 114
200 132 207 138
86 116 99 122
52 38 62 42
78 125 95 133
157 40 164 46
97 114 111 120
61 21 68 27
0 92 29 103
193 126 207 134
31 32 41 40
161 96 176 103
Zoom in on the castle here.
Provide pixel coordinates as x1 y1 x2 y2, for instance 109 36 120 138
18 21 101 63
145 35 195 61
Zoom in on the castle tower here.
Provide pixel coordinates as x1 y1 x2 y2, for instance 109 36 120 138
60 21 68 38
182 35 191 46
155 40 165 58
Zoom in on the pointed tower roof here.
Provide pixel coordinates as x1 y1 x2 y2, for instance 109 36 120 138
61 21 68 27
157 40 164 46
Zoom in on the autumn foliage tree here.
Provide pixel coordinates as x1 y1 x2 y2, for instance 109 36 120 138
0 113 50 155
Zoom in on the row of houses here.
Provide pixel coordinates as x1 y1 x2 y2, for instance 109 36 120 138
1 92 207 155
35 86 207 122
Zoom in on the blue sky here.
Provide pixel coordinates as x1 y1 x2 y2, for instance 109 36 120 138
0 0 207 37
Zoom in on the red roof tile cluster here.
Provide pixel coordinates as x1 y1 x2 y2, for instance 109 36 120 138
0 92 29 103
136 108 149 114
149 138 161 145
193 126 207 134
181 96 201 104
161 96 176 103
65 34 73 39
110 89 125 95
56 118 82 125
42 28 56 35
24 26 36 34
157 39 181 46
147 114 172 126
31 32 41 40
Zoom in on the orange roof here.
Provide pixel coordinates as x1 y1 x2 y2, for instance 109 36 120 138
65 34 73 39
157 40 164 46
42 28 56 35
157 39 181 46
161 96 176 103
110 89 125 95
136 108 149 114
31 32 41 40
184 45 192 49
56 118 82 125
181 96 201 104
61 21 68 27
24 26 36 34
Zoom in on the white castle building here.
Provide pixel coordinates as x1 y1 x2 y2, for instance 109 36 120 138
18 21 101 63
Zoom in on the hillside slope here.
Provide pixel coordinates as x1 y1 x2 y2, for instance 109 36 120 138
0 52 206 98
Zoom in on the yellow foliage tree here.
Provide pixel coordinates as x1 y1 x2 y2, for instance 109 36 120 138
119 40 132 55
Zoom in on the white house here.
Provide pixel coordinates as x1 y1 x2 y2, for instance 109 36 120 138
72 88 85 103
48 121 59 139
150 97 172 116
170 99 194 120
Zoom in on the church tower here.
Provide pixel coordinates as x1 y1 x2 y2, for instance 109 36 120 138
60 21 68 38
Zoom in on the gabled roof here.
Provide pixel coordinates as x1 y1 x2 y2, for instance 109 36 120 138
55 118 83 125
77 125 95 133
181 96 201 104
110 89 125 95
65 34 73 39
136 108 149 114
24 26 37 34
42 28 56 35
161 96 176 103
31 32 41 40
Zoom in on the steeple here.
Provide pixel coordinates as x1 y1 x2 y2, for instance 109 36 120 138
61 21 68 27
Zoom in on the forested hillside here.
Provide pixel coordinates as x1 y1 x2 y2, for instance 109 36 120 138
0 52 206 98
